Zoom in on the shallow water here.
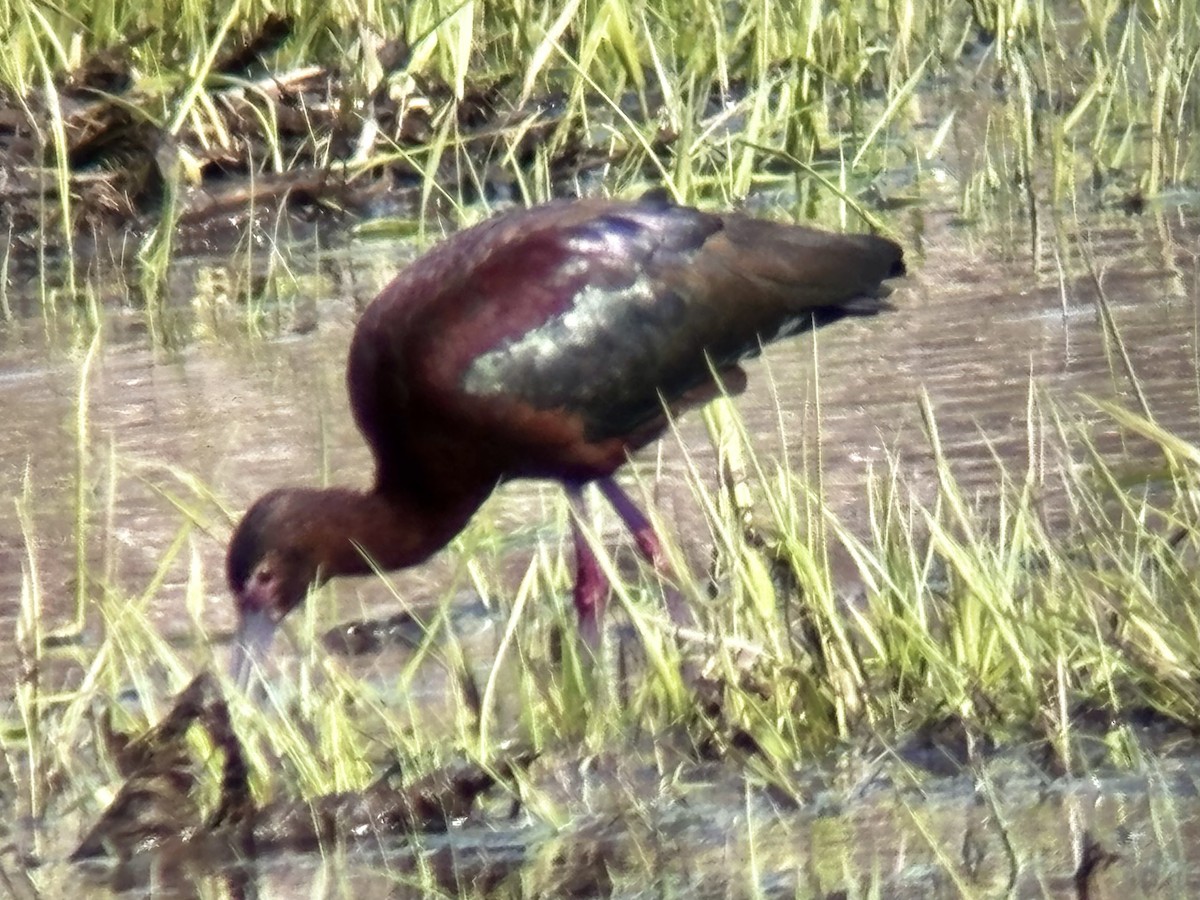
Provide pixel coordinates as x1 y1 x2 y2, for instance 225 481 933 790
2 207 1197 670
2 202 1200 891
37 744 1200 896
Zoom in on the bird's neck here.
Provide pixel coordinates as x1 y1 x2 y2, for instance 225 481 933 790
302 485 484 581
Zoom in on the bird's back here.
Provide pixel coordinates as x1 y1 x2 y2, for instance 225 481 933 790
348 196 904 491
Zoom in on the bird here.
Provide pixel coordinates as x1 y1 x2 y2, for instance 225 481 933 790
226 192 905 685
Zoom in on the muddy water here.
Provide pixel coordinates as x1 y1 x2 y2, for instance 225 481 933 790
2 204 1200 889
2 209 1198 670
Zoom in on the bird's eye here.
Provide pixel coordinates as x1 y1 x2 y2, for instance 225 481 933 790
253 568 275 587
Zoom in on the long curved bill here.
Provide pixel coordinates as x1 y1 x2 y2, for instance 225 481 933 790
230 608 279 691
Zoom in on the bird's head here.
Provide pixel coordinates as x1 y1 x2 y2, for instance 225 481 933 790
226 489 323 688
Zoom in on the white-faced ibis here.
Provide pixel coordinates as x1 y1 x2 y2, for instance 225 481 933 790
227 193 905 684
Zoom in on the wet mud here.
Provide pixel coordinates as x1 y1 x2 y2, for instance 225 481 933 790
68 673 536 893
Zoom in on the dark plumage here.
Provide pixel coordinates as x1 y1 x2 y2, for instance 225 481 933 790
227 194 905 683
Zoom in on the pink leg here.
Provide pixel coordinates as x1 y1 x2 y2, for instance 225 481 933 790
597 477 696 629
566 483 607 647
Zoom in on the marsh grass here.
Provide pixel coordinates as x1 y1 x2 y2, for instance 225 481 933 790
8 348 1200 890
3 0 1198 310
